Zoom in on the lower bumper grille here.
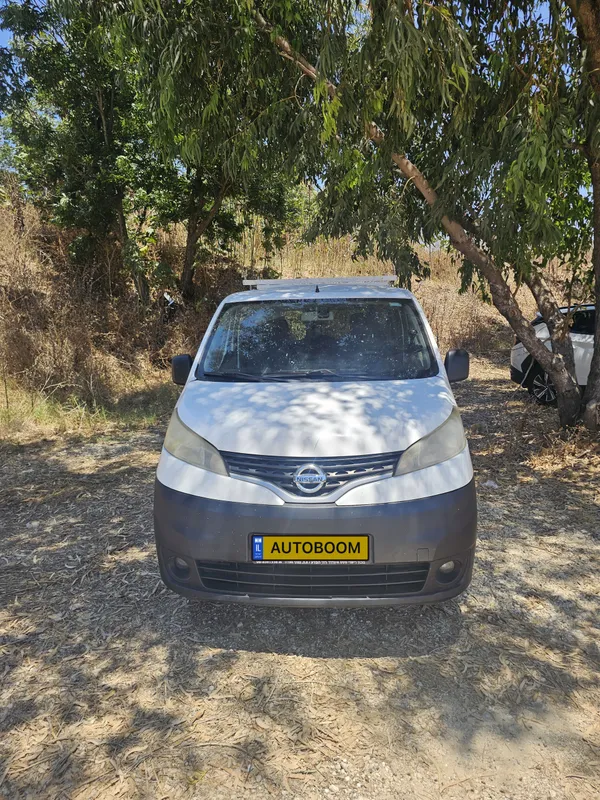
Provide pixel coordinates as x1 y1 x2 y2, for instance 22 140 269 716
196 561 429 598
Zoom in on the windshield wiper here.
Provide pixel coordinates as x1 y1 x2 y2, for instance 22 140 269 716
264 370 403 381
264 369 342 380
338 372 397 380
203 370 263 382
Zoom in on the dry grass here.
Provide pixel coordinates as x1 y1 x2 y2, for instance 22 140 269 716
0 203 179 437
265 236 384 279
0 378 178 441
0 209 139 406
0 207 184 424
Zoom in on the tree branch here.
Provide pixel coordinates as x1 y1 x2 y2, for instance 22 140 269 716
252 10 336 98
197 179 229 238
252 7 577 384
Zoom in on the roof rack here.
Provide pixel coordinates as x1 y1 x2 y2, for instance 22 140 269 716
243 276 397 289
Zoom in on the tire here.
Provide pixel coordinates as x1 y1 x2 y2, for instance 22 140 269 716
527 364 557 406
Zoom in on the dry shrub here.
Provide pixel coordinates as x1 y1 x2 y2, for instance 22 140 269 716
262 235 384 279
415 281 506 353
151 256 250 363
154 305 209 364
0 207 159 408
0 207 251 411
412 246 544 353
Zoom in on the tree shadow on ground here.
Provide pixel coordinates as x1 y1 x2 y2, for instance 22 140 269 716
0 358 599 798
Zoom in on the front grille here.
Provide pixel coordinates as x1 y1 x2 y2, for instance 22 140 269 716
220 451 402 497
196 561 429 598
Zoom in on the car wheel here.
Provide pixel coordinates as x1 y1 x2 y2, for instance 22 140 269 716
528 365 557 405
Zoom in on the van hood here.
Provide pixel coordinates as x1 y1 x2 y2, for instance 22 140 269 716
176 377 456 457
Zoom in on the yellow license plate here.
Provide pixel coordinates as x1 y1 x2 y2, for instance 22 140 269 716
251 535 369 561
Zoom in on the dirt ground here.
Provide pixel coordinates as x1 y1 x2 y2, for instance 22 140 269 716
1 356 599 800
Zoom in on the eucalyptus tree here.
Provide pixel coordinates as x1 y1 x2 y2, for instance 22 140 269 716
295 0 599 428
253 0 598 429
113 0 600 427
564 0 600 428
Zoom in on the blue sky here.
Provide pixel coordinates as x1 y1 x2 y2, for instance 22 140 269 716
0 27 11 48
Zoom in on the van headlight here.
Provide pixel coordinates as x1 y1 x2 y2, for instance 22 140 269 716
163 410 228 475
394 407 466 476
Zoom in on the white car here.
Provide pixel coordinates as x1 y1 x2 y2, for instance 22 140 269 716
510 305 595 404
154 277 477 607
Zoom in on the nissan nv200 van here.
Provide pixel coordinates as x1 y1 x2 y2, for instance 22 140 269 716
154 277 476 606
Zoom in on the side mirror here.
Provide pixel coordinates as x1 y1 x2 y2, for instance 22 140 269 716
171 354 193 385
444 349 469 382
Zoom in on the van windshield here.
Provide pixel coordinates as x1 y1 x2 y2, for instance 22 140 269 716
199 298 438 381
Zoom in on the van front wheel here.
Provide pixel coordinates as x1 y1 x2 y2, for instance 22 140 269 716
528 365 557 406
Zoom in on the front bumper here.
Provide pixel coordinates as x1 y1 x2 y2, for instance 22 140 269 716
154 478 477 607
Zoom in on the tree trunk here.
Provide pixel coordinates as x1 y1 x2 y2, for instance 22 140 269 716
582 156 600 429
7 174 25 237
97 87 149 305
565 0 600 429
524 273 582 425
132 265 151 306
566 0 600 98
179 181 229 303
386 153 581 425
564 0 600 429
180 207 201 302
116 195 150 305
255 13 584 425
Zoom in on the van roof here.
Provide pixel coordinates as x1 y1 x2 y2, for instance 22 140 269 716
223 282 416 304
